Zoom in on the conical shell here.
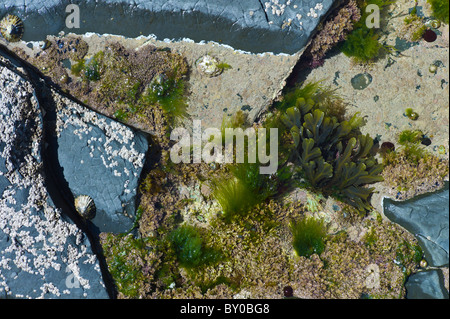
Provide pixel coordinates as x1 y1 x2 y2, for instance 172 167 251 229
0 15 24 42
74 195 96 220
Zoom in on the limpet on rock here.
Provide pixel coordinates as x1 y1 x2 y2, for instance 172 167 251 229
0 14 24 42
195 55 223 77
75 195 96 220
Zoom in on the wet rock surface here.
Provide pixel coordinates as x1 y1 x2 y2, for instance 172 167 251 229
384 183 449 268
1 0 337 55
0 59 109 298
405 269 449 299
53 91 148 234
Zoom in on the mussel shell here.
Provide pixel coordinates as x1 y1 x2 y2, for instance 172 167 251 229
0 14 24 42
74 195 96 220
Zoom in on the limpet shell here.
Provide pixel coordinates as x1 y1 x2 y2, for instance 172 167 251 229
74 195 96 220
0 14 24 43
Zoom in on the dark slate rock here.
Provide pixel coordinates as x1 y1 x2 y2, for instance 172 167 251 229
384 183 449 267
54 94 148 234
405 270 449 299
1 0 337 54
0 63 109 299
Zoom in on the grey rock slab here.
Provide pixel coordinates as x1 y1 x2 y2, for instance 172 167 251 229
384 184 449 267
0 63 109 299
52 91 148 234
406 269 449 299
1 0 337 54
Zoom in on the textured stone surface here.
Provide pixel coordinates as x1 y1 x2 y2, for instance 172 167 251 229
304 0 449 161
4 31 304 131
1 0 336 54
53 91 148 234
405 270 449 299
0 63 109 299
384 184 449 268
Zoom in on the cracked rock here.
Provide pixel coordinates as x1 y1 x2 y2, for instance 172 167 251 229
0 60 109 299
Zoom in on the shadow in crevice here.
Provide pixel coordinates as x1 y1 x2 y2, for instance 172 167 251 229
1 44 118 299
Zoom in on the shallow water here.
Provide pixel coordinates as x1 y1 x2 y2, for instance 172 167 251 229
0 0 330 54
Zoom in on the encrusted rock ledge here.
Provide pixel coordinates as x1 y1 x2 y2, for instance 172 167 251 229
0 57 110 298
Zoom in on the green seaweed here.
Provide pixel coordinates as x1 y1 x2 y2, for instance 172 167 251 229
395 240 423 270
404 108 419 120
428 0 449 24
127 206 145 233
102 234 153 298
340 0 394 63
142 73 189 123
278 82 384 212
212 149 294 222
113 109 129 122
216 62 233 72
291 217 327 258
363 228 378 248
212 176 259 221
70 51 103 82
70 58 85 77
168 225 222 269
411 25 427 42
340 27 384 63
398 129 423 145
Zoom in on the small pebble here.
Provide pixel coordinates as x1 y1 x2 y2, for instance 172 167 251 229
283 286 293 298
429 64 438 73
423 29 437 42
421 137 432 146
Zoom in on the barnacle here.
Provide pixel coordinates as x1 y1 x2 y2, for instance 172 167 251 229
195 55 223 77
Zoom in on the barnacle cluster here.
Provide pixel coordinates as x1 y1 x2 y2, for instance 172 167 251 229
306 0 361 67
